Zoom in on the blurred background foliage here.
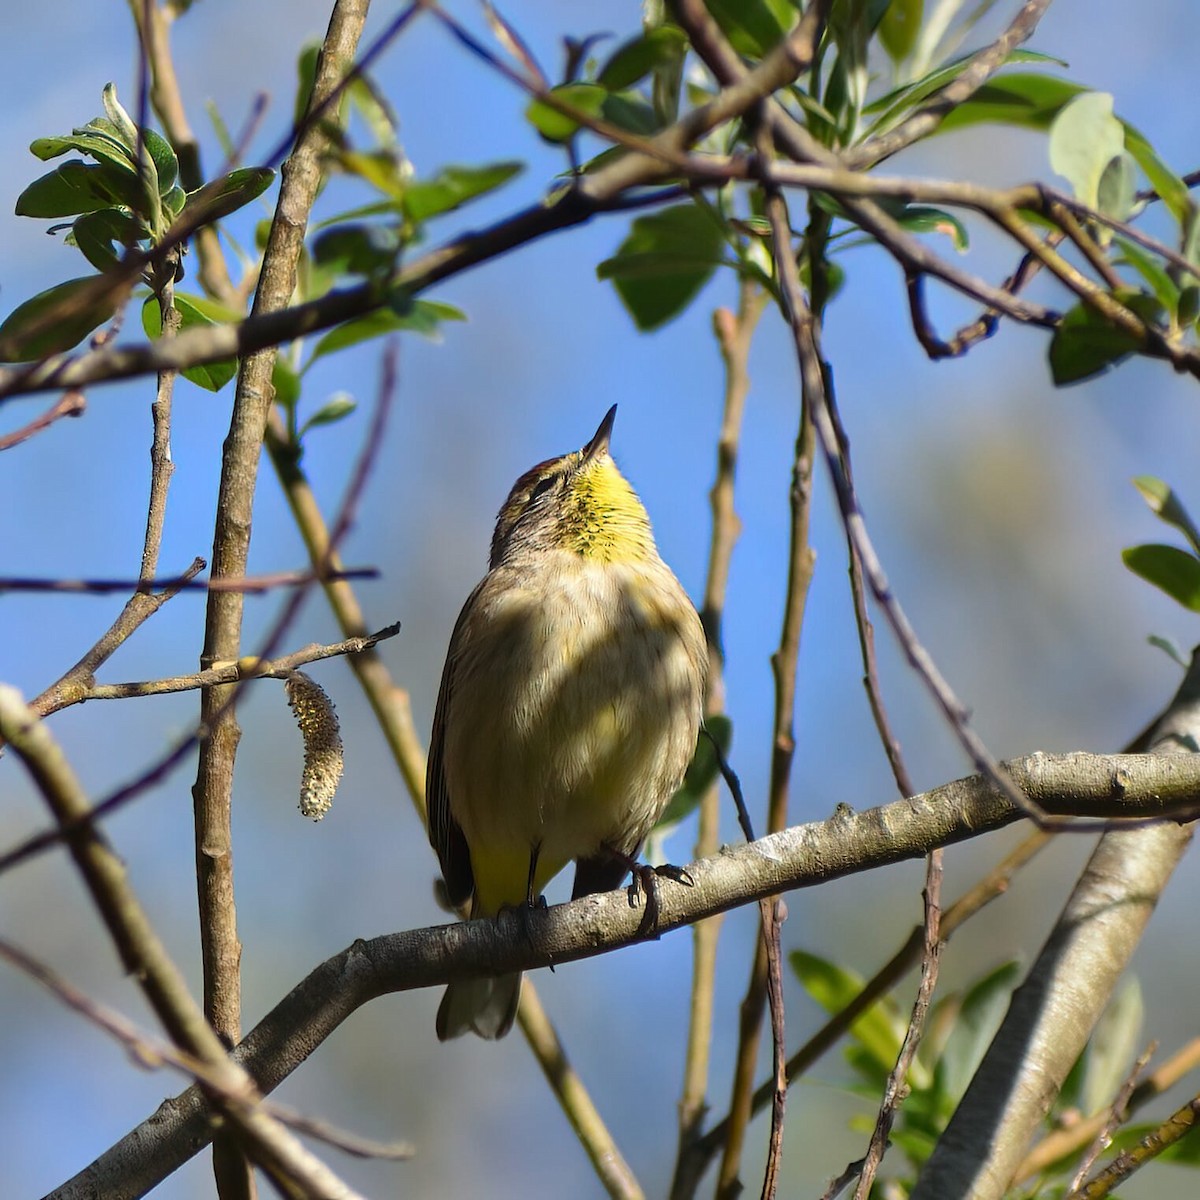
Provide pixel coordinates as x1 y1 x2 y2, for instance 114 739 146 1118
1 1 1200 1197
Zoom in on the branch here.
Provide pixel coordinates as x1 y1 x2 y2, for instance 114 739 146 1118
0 389 86 450
911 654 1200 1199
52 749 1200 1198
38 624 400 712
0 686 368 1200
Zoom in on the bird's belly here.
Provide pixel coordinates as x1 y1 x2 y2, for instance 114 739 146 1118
443 561 703 906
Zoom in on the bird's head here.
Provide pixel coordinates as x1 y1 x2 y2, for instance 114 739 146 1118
489 405 656 568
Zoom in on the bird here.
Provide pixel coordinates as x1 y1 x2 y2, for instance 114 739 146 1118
427 405 707 1040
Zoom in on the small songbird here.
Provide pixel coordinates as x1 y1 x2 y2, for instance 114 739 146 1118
427 405 707 1040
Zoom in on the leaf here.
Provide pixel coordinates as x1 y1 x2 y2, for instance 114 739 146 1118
525 83 607 143
598 203 725 331
293 41 321 129
70 208 142 272
310 223 400 277
102 83 139 149
180 167 275 229
30 131 135 174
1081 976 1143 1117
938 71 1088 135
1048 291 1162 386
1123 128 1191 227
789 951 906 1084
863 51 1066 132
893 205 969 251
596 26 688 91
0 276 120 361
141 292 240 391
934 962 1021 1105
142 128 179 196
655 716 733 830
299 393 356 437
306 299 465 368
878 0 923 63
1049 92 1125 209
1114 237 1181 316
1147 634 1188 669
1132 476 1200 554
402 161 524 223
1096 150 1136 222
703 0 792 57
16 160 140 218
272 359 301 411
1122 544 1200 611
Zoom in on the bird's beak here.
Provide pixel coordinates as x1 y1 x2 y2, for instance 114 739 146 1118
582 404 617 463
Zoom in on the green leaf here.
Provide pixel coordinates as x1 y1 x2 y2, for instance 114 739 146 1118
70 208 142 272
655 716 733 830
935 962 1020 1105
1123 128 1191 227
306 299 466 368
299 393 356 437
893 205 969 251
180 166 275 229
142 128 179 196
1147 633 1188 668
1096 150 1136 222
30 131 135 173
102 83 139 149
141 292 240 391
272 359 301 411
1049 92 1126 211
0 276 120 361
878 0 923 63
525 83 607 143
16 160 140 218
704 0 792 57
294 41 321 129
1048 291 1162 386
598 203 725 331
601 91 663 136
596 26 688 91
1081 976 1143 1117
310 223 400 277
403 161 524 223
1122 543 1200 611
789 951 905 1084
863 51 1066 131
938 72 1088 135
1132 476 1200 554
1114 237 1181 316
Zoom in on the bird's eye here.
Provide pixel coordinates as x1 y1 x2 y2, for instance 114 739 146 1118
528 474 557 503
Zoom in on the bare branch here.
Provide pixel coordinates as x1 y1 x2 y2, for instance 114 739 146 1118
51 747 1200 1199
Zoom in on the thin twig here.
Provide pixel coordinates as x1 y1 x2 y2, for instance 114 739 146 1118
0 389 85 451
853 850 944 1198
671 281 765 1200
1018 1035 1200 1181
758 897 789 1200
190 11 372 1194
0 934 414 1163
844 0 1055 170
0 566 376 594
0 688 368 1199
716 186 819 1200
26 557 206 724
690 830 1051 1175
37 624 400 712
1066 1042 1156 1192
1069 1093 1200 1199
48 746 1200 1199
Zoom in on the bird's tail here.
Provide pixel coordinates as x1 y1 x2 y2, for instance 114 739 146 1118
436 971 523 1041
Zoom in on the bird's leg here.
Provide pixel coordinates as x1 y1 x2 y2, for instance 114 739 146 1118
594 845 695 936
525 842 548 911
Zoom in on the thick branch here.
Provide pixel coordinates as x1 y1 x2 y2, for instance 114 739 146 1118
52 749 1200 1200
912 659 1200 1200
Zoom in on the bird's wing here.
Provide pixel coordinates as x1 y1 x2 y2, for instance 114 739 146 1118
426 580 483 908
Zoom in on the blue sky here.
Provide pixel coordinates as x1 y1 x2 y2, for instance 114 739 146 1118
2 3 1200 1197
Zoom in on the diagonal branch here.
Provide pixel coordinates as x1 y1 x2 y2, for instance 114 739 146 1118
49 747 1200 1200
